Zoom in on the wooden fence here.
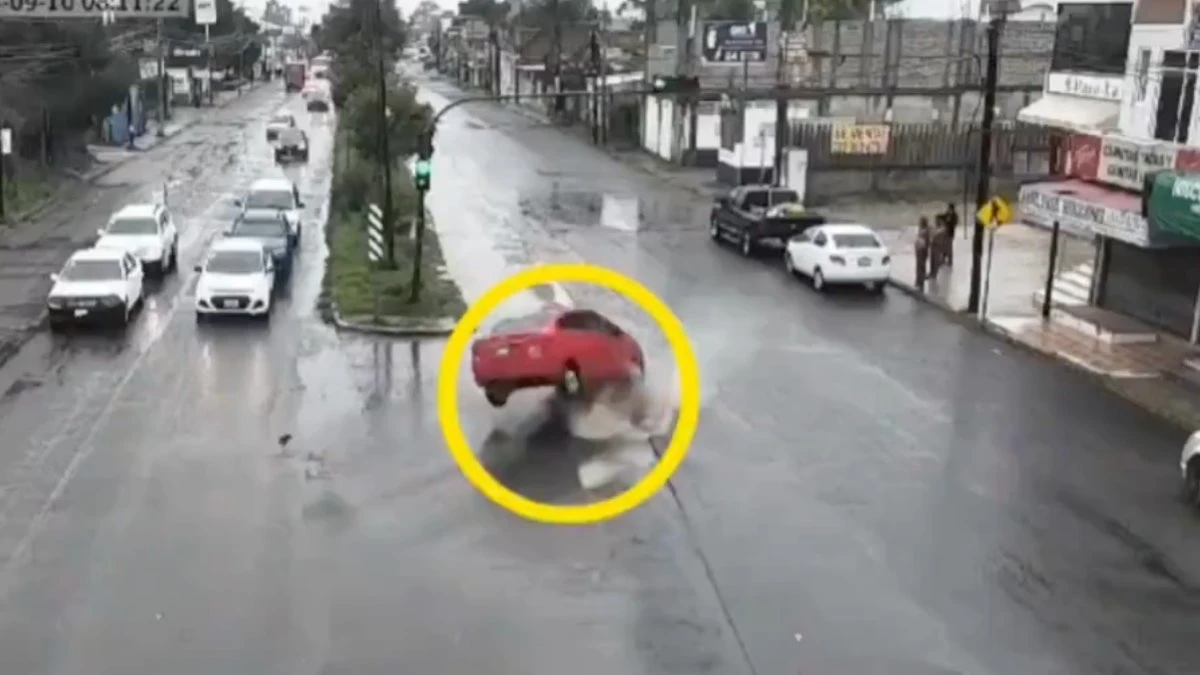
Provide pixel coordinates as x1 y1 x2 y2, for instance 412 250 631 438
788 121 1052 173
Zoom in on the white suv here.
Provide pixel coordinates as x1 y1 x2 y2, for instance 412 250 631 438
95 203 179 277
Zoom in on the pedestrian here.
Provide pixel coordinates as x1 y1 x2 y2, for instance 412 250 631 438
930 215 948 279
942 202 959 266
914 216 930 291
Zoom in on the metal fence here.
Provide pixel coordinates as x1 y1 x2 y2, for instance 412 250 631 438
789 121 1052 172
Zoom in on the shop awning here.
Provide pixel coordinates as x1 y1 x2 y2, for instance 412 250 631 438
1017 94 1120 133
1147 172 1200 244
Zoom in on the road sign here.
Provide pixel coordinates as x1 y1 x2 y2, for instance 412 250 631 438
195 0 216 24
0 0 189 18
701 21 768 64
367 203 385 263
977 196 1013 228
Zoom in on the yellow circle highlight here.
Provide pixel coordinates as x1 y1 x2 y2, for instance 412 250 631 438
438 263 701 525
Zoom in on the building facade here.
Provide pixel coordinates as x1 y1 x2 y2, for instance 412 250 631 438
1018 0 1200 340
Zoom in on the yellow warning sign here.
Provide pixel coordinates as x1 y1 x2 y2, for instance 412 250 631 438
977 196 1013 228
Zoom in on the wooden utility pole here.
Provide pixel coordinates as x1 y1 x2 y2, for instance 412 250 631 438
374 0 395 267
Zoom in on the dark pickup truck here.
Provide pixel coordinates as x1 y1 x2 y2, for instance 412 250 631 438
710 185 826 256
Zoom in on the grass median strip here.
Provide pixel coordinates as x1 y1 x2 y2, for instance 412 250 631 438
327 205 465 320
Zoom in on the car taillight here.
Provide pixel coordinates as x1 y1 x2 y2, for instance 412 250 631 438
829 255 846 265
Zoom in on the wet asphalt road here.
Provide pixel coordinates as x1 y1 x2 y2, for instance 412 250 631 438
0 68 1194 675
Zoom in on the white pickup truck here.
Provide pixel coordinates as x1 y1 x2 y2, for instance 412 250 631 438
95 203 179 277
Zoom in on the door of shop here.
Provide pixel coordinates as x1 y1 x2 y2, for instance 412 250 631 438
1101 240 1200 336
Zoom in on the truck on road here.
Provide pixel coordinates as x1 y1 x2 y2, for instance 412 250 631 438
284 61 306 93
710 185 826 256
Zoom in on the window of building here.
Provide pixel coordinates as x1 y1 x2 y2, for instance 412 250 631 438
1049 3 1133 75
1133 0 1185 23
1136 48 1151 101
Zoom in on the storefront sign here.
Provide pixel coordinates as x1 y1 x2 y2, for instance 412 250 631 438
1099 137 1178 190
1046 73 1123 102
1065 134 1102 180
1147 172 1200 241
830 124 889 154
1063 133 1200 189
1019 184 1150 246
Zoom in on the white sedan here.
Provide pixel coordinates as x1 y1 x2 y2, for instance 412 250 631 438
1182 431 1200 507
784 223 891 293
194 238 276 320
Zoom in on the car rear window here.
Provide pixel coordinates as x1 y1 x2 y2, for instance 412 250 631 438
833 233 881 249
489 311 557 335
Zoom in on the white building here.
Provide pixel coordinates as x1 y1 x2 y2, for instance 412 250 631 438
1016 0 1200 340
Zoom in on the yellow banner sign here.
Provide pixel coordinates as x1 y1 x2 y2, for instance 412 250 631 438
830 124 891 155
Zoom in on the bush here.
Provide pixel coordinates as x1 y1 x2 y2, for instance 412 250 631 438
341 80 431 167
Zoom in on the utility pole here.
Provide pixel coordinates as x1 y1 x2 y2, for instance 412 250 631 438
552 0 563 117
966 7 1005 314
206 25 214 106
773 0 797 186
589 27 600 144
375 0 395 267
156 19 166 137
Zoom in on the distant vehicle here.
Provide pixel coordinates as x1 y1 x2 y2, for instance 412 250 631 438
94 203 178 278
46 248 144 330
266 114 295 141
274 128 309 163
224 209 295 278
710 185 825 256
471 307 644 407
783 223 891 293
236 177 305 244
284 61 306 92
304 81 331 111
194 238 276 320
1182 432 1200 507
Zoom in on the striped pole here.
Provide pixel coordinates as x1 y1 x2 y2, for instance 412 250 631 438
366 203 385 263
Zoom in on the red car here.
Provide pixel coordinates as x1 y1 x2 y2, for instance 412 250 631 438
471 307 645 407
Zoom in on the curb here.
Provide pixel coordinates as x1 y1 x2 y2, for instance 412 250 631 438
331 307 458 337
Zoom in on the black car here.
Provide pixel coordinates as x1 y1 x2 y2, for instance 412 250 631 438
710 185 826 256
274 128 309 163
226 209 296 277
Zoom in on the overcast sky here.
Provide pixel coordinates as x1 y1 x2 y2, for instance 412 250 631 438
242 0 982 30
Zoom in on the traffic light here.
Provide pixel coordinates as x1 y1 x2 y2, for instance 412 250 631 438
414 159 431 191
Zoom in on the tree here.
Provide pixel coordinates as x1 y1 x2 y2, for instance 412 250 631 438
261 0 293 27
0 21 137 156
341 80 432 168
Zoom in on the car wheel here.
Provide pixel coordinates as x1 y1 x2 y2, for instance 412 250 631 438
709 217 720 241
868 281 885 294
1184 457 1200 506
484 388 508 407
740 233 753 257
560 362 583 397
812 267 826 292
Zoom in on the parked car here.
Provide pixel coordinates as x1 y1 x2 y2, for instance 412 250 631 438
783 223 891 293
1182 431 1200 507
94 203 178 278
710 185 825 256
471 307 644 407
46 248 144 330
194 238 276 320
